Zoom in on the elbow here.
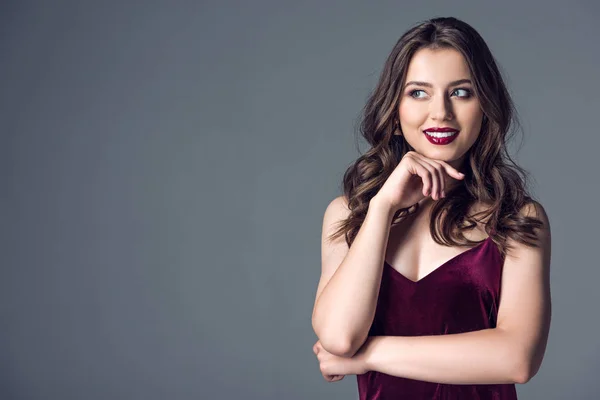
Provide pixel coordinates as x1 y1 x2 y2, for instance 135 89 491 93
320 333 367 358
311 311 368 357
318 334 355 357
514 367 532 385
512 354 536 384
312 314 355 357
513 366 530 385
498 329 539 384
513 343 546 384
312 323 358 357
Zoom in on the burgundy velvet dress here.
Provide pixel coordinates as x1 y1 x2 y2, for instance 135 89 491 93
356 233 518 399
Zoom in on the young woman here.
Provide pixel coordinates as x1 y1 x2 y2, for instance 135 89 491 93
311 17 551 399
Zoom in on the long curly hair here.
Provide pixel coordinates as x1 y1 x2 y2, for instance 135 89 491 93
327 16 544 256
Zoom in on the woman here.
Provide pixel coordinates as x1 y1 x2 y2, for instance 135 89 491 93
311 16 551 399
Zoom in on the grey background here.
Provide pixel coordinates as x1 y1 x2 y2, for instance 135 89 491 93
1 1 597 399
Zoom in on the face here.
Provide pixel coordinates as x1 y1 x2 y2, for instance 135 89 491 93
397 47 484 173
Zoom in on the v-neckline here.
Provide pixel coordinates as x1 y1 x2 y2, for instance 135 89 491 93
384 236 493 284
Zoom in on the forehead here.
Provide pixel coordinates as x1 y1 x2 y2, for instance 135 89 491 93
405 48 471 84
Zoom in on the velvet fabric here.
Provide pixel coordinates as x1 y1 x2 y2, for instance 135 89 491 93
356 233 518 399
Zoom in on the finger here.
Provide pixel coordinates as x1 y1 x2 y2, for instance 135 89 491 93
324 374 344 382
417 157 445 199
404 154 433 197
409 157 436 198
435 159 466 180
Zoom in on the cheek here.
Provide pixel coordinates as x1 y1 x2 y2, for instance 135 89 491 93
459 111 484 143
398 102 424 127
458 103 483 124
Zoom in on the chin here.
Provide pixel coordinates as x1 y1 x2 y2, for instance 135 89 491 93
419 148 460 161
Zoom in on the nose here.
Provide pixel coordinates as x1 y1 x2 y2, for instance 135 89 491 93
430 94 454 121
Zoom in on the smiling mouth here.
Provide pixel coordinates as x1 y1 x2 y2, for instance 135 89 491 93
423 130 459 145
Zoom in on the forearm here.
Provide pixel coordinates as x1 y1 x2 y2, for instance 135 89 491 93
362 328 527 385
313 196 395 356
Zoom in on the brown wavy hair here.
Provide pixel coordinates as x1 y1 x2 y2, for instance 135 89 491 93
327 16 544 256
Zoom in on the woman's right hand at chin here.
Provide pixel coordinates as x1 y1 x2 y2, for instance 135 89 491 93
372 151 466 213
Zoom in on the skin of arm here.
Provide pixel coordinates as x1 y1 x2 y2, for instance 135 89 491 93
356 201 552 385
312 195 396 357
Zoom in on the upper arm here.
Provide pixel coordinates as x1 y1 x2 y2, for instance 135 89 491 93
495 200 552 382
312 195 351 320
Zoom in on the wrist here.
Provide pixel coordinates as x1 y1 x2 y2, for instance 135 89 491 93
369 195 396 218
361 336 381 372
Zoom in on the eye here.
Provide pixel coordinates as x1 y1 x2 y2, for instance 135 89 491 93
408 88 473 99
452 88 472 98
408 89 426 99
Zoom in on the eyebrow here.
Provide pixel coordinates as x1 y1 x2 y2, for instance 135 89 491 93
404 79 472 89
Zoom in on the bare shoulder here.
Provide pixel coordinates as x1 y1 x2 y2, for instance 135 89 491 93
521 199 549 221
496 199 552 382
323 195 351 232
519 199 551 239
326 194 350 214
321 195 351 252
506 199 551 258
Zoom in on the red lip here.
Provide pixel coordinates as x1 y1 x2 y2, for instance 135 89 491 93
424 127 459 132
423 128 459 145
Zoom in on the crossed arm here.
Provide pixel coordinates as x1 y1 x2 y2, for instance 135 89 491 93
314 202 552 385
354 203 552 384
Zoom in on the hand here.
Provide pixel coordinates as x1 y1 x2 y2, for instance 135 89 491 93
373 151 465 212
312 339 370 382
